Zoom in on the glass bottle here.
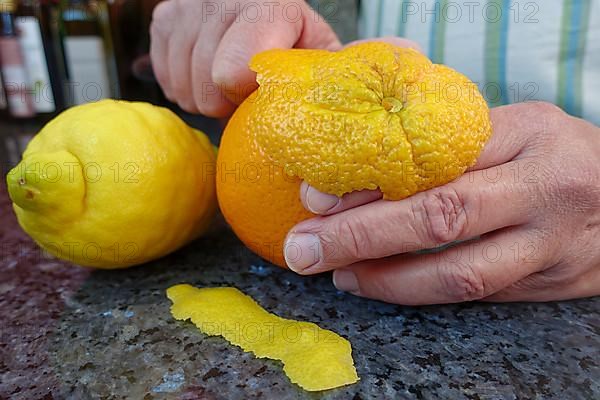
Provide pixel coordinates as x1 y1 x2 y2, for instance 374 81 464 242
0 69 7 115
16 0 66 118
0 0 35 118
59 0 119 105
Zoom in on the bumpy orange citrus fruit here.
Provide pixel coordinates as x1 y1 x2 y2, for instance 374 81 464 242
217 95 313 267
217 42 492 267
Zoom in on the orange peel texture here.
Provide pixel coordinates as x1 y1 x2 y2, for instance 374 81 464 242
248 42 492 200
167 284 359 391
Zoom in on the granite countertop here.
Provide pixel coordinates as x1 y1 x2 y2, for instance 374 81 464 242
1 180 599 400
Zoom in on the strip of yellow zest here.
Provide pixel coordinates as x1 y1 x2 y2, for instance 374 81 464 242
167 284 359 391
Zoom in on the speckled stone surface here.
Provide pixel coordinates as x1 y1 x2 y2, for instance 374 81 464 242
1 181 599 400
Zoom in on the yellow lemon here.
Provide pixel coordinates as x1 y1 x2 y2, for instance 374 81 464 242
6 99 217 268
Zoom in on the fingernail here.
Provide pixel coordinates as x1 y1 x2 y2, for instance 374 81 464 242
306 186 339 214
284 233 321 273
333 269 359 293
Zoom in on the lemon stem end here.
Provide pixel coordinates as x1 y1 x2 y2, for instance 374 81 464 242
382 97 403 113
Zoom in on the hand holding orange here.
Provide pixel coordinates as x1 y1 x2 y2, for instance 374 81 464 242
217 42 492 267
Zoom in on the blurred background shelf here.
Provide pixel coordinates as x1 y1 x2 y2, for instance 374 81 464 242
0 0 223 170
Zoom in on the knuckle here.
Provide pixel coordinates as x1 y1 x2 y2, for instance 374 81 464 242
510 263 581 293
510 102 567 143
195 97 232 118
151 66 169 94
546 159 600 214
528 102 567 135
151 0 175 25
328 216 371 261
211 50 241 85
170 74 189 95
412 186 469 245
536 118 600 216
177 99 198 114
563 183 600 215
195 102 218 117
527 101 565 117
541 264 583 287
559 170 598 199
437 262 486 302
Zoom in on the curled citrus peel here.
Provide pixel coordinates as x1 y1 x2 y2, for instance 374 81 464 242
167 284 359 391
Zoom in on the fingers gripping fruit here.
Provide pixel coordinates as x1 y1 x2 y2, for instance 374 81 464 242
217 43 492 267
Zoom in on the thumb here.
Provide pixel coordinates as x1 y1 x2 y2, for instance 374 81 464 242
211 3 341 105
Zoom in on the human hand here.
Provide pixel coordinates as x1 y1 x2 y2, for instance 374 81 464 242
149 0 340 117
284 102 600 304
